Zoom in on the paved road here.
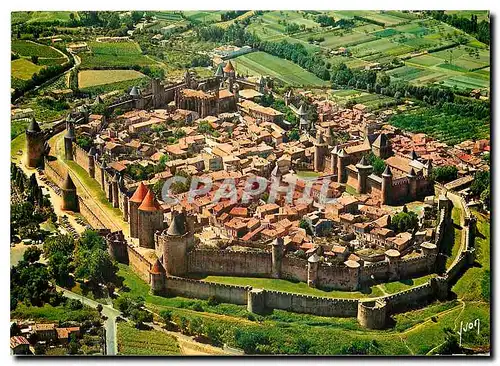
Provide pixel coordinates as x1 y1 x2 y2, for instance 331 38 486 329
57 286 120 355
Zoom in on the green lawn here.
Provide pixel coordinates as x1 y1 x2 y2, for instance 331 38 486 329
296 170 322 178
192 274 384 299
117 321 180 355
232 51 329 87
446 207 463 269
78 69 147 89
380 274 436 294
452 210 490 302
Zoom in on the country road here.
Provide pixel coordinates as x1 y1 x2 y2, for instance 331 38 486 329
57 286 119 356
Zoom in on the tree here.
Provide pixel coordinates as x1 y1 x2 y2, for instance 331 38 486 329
365 152 386 176
23 246 42 263
96 304 103 313
160 310 172 323
431 166 458 183
288 129 300 141
48 251 73 286
31 55 39 64
43 234 75 258
390 211 419 233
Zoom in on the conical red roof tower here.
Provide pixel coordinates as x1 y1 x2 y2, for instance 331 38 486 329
130 182 148 203
138 189 161 212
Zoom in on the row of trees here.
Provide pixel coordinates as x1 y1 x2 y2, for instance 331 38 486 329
427 11 490 45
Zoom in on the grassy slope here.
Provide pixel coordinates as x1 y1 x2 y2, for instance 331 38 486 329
11 302 100 323
11 58 42 80
232 51 328 86
117 321 180 355
194 275 384 298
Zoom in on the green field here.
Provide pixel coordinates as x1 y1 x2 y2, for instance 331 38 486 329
80 41 152 69
329 89 396 111
12 11 79 25
232 51 328 86
12 40 62 58
78 69 147 88
11 58 42 80
117 321 180 355
183 11 223 23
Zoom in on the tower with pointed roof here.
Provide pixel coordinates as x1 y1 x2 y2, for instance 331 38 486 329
156 208 195 276
25 117 45 168
356 156 373 194
61 172 79 212
381 165 393 205
330 146 338 178
138 189 164 249
337 148 349 183
407 167 417 200
64 116 76 161
149 258 166 294
129 182 148 238
87 147 96 179
313 130 328 172
112 173 120 208
371 133 390 159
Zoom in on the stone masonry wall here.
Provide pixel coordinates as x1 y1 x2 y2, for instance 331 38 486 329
127 245 152 283
74 145 90 174
281 255 308 282
78 197 106 230
166 276 248 305
187 249 272 276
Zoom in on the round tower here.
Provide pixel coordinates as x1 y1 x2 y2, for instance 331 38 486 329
307 253 320 288
233 82 240 104
385 249 400 281
423 159 433 177
381 165 393 205
61 172 79 212
149 258 166 295
88 147 96 178
357 299 387 329
271 237 284 279
64 117 75 161
247 288 265 314
337 148 349 183
138 189 164 249
356 156 373 194
313 131 328 172
25 117 45 168
129 182 148 238
330 146 338 177
162 210 192 276
407 167 417 200
297 104 309 132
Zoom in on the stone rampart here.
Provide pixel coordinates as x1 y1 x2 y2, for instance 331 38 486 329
263 289 359 317
78 197 106 230
281 255 308 282
127 245 152 283
74 145 90 174
187 249 272 276
166 276 248 305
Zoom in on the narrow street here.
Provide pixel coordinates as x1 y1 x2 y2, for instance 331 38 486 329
57 286 119 356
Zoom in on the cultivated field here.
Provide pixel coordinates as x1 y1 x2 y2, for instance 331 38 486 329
11 58 42 80
329 89 396 111
117 322 180 356
11 11 79 25
79 41 151 69
232 51 329 86
243 11 490 91
78 69 147 88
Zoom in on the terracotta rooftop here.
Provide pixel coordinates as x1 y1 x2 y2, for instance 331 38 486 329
149 258 165 274
138 189 162 212
130 182 148 203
